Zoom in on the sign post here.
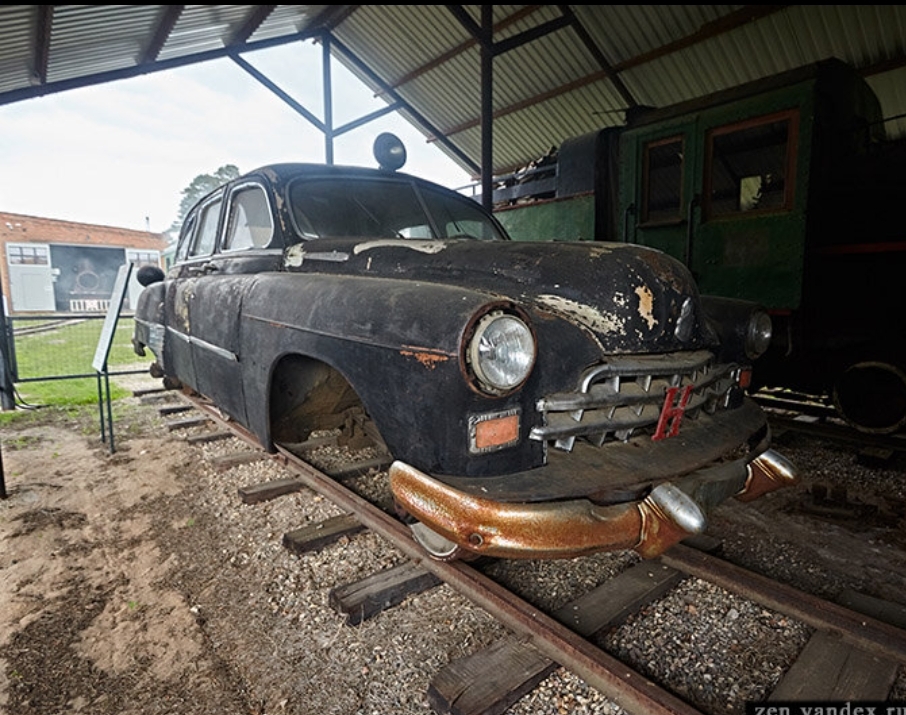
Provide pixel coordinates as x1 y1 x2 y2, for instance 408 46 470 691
93 263 133 454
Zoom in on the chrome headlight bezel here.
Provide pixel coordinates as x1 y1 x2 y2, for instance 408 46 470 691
464 308 536 396
745 309 773 360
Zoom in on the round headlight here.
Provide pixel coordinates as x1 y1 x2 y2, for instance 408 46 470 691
746 310 773 359
468 311 535 393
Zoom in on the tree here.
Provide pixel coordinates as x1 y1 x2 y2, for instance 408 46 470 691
167 164 241 239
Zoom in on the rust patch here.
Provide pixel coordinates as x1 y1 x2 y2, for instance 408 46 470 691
634 285 657 330
400 350 450 369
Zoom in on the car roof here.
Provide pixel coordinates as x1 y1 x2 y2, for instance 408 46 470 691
242 163 442 186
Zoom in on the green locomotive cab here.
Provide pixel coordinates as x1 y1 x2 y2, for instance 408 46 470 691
494 58 906 434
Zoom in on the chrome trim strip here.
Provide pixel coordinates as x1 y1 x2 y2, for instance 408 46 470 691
165 326 238 362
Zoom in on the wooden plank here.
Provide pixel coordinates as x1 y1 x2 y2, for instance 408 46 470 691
280 435 339 453
186 430 233 445
428 638 555 715
324 456 393 480
856 445 895 467
167 416 210 432
427 560 683 715
238 477 304 505
282 513 364 555
770 630 898 700
132 387 166 397
210 451 266 472
329 561 441 626
158 404 193 416
556 560 683 637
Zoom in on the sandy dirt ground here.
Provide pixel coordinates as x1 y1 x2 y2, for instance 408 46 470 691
2 380 906 715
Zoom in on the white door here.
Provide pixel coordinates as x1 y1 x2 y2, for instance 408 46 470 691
125 249 161 310
7 243 55 312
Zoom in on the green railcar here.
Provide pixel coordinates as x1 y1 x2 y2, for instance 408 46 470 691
495 59 906 433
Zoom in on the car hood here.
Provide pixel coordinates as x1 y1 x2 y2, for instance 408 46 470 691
283 238 717 352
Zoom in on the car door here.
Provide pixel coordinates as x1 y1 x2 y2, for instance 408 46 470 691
163 200 219 394
186 180 282 424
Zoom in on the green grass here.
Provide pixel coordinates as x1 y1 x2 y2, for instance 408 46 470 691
7 317 145 409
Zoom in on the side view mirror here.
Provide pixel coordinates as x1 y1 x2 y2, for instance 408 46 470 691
136 265 166 286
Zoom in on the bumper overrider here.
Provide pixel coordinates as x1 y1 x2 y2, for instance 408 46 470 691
391 448 795 560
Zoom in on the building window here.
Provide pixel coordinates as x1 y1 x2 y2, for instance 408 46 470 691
127 250 159 266
705 111 798 218
8 244 49 265
642 136 684 224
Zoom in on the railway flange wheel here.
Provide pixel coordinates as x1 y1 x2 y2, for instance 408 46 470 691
832 360 906 434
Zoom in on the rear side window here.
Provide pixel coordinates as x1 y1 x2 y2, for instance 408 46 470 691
224 184 274 251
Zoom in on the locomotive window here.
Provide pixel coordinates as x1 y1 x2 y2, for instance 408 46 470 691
642 137 684 224
706 112 797 217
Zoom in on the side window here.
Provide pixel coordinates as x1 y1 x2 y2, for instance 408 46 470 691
175 213 197 263
190 195 223 257
642 136 684 224
705 111 797 218
224 184 274 251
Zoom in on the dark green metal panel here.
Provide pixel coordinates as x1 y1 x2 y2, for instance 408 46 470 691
495 195 595 242
620 81 816 311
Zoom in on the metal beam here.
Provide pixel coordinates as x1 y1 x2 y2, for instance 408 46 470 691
32 5 53 86
141 5 184 64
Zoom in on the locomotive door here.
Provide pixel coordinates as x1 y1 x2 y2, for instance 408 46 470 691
692 110 805 310
622 121 701 276
624 109 805 311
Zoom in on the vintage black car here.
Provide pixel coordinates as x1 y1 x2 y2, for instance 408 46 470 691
133 140 796 561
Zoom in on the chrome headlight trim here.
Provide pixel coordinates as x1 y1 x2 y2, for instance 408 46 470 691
745 309 773 360
466 310 536 395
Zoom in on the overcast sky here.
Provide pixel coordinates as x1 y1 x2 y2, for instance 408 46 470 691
0 40 472 235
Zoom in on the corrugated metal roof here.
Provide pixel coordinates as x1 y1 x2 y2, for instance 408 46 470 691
1 5 905 177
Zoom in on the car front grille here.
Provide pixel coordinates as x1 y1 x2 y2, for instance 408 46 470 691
530 350 740 451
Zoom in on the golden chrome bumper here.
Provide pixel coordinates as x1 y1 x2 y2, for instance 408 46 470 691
390 449 797 560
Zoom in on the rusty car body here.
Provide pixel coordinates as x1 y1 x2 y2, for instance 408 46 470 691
132 151 796 561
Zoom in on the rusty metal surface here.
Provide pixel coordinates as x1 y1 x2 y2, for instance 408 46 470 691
390 448 797 560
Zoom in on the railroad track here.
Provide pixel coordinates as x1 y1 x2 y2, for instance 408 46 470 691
152 388 906 714
753 390 906 460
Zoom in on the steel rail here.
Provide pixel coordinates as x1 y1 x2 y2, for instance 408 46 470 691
661 543 906 663
181 392 703 715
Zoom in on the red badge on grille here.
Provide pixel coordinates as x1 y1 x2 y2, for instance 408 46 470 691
652 385 693 441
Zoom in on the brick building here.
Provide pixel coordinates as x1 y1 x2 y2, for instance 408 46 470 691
0 211 167 314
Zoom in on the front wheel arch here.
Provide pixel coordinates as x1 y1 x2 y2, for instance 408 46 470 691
267 354 387 451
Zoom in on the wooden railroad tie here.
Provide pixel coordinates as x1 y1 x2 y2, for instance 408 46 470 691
210 451 268 472
428 559 683 715
324 456 393 480
239 477 305 505
158 404 194 416
769 629 899 700
329 561 442 626
166 416 211 432
282 513 365 555
186 431 234 445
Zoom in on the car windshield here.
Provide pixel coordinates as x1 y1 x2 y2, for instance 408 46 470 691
288 177 506 241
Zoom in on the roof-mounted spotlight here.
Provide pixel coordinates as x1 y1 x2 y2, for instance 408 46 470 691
374 132 407 172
